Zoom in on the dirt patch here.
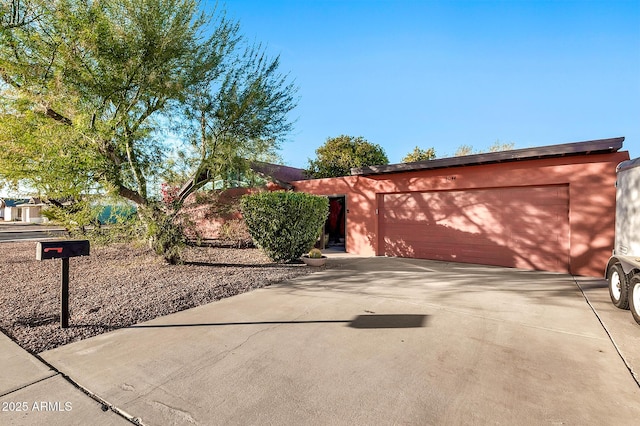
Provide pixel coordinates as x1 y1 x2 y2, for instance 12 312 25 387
0 241 323 354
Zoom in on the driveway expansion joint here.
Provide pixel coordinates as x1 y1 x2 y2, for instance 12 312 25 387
0 372 58 398
26 351 140 424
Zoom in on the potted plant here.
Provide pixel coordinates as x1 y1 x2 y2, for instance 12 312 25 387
301 248 327 267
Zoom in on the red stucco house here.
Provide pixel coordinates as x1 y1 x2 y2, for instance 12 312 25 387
292 137 629 277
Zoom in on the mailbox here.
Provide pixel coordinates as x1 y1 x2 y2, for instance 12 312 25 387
36 240 90 260
35 239 90 329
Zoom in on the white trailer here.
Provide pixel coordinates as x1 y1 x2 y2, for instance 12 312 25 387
605 157 640 324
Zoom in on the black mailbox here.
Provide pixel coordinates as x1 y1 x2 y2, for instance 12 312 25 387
35 240 90 329
36 240 90 260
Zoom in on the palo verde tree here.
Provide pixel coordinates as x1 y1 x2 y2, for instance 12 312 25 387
0 0 297 262
305 135 389 178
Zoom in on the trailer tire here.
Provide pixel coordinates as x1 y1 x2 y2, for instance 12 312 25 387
629 275 640 325
608 263 629 309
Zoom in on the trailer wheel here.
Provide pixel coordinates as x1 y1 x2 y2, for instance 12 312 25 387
629 275 640 325
608 263 629 309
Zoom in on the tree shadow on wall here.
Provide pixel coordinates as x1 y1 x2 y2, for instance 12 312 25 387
377 187 573 274
382 223 520 270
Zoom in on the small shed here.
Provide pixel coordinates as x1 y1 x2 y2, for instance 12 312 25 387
293 137 630 277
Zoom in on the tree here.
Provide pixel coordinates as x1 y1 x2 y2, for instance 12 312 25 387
0 1 39 30
306 135 388 178
454 145 474 157
401 146 436 163
0 0 297 261
487 141 515 152
454 140 515 157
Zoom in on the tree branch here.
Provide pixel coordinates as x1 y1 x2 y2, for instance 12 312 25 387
175 167 210 206
44 107 72 126
117 185 147 206
123 125 147 199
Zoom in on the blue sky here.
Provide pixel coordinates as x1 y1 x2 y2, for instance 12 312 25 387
217 0 640 168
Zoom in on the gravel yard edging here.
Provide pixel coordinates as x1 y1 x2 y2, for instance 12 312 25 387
0 241 329 354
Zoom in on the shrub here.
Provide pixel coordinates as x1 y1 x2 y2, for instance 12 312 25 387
219 219 253 248
240 191 329 262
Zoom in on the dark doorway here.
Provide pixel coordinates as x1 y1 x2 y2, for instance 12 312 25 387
322 196 346 251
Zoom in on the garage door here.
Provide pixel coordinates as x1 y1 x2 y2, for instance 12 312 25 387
379 185 570 272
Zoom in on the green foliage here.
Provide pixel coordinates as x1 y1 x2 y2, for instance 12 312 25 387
42 198 143 245
0 0 297 261
401 146 436 163
488 141 516 152
219 219 252 248
80 212 145 247
141 205 186 264
41 200 102 234
454 144 474 157
306 135 389 178
454 140 515 157
240 192 329 262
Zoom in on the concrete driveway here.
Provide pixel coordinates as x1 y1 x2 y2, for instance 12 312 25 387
8 257 640 425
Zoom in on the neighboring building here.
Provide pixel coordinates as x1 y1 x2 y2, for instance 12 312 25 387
1 198 27 221
1 197 47 223
15 197 47 223
292 137 629 277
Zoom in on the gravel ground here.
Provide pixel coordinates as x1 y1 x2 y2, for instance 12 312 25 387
0 241 322 354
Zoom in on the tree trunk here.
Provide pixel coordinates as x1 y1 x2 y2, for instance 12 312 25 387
137 204 185 264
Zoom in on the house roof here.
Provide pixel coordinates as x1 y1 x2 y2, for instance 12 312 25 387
249 161 307 189
0 198 29 208
16 198 45 207
178 161 307 196
351 137 625 177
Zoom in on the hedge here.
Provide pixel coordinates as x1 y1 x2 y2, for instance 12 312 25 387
240 191 329 262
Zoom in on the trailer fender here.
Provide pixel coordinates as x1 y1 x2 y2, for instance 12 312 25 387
607 255 640 277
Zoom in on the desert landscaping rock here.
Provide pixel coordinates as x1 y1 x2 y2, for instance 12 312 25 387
0 241 320 353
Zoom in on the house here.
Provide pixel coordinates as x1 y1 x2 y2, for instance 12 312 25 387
292 137 629 277
1 198 27 221
1 197 48 223
16 197 47 223
180 162 307 240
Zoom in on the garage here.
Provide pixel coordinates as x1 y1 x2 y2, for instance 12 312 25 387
293 137 629 276
379 185 570 272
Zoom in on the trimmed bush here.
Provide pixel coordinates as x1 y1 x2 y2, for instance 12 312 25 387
240 191 329 262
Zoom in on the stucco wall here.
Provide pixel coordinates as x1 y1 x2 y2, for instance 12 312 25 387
293 151 630 277
180 184 284 240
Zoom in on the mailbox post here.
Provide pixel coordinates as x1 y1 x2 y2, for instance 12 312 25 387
36 240 90 328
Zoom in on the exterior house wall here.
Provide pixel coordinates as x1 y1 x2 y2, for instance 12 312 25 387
4 206 19 221
22 205 45 223
293 151 629 277
180 187 252 240
180 184 284 240
288 176 379 256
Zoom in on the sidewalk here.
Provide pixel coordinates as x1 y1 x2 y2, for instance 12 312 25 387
0 332 129 425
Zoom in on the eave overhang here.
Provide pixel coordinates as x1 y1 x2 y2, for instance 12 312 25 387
351 137 625 177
